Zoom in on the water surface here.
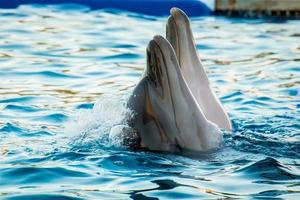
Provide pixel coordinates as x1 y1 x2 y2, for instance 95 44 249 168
0 4 299 200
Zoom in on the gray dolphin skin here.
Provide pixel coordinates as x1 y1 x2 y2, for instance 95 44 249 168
166 8 232 131
127 35 222 152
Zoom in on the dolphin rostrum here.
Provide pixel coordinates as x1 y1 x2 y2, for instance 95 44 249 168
127 36 222 152
166 8 232 131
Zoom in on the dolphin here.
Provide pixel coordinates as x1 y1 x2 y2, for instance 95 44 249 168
127 35 222 152
166 8 232 131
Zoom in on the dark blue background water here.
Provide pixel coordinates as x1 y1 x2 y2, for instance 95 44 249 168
0 4 299 200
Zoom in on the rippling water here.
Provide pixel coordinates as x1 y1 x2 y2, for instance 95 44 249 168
0 4 299 200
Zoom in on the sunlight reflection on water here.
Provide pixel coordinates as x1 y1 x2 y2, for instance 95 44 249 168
0 4 299 200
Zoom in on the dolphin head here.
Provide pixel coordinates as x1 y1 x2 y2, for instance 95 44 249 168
166 8 232 131
130 35 222 152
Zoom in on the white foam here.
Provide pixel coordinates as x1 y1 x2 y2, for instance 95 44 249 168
65 95 133 149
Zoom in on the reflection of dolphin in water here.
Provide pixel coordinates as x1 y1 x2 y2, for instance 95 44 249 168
126 8 231 152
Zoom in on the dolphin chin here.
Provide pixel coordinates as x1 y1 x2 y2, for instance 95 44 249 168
127 36 222 152
167 8 232 131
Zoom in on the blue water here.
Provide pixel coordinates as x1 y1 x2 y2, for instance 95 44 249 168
0 4 299 200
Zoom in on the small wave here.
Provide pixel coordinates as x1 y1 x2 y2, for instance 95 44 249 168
103 53 141 60
0 123 53 137
4 194 84 200
225 115 300 159
236 157 300 180
34 113 69 123
76 103 94 110
10 70 82 79
97 151 185 175
253 190 300 198
129 179 200 199
4 104 42 113
112 44 138 49
1 166 90 185
0 96 36 104
0 123 23 134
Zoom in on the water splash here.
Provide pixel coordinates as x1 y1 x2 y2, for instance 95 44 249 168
65 94 137 151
